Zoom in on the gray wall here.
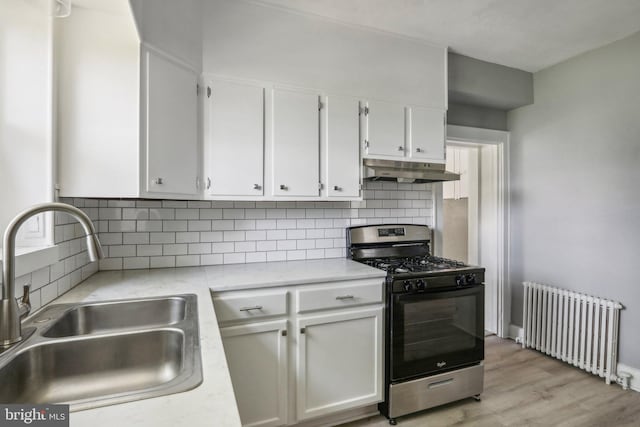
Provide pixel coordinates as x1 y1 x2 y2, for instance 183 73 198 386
447 103 507 131
507 31 640 367
448 53 533 110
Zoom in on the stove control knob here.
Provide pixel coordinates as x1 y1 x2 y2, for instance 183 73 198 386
465 274 476 285
416 280 426 291
403 280 413 292
455 275 466 287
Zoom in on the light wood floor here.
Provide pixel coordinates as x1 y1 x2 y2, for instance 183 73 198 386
341 336 640 427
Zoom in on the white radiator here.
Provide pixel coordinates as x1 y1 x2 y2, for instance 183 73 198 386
522 281 623 385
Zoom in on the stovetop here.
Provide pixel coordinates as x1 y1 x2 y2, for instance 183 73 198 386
361 256 470 275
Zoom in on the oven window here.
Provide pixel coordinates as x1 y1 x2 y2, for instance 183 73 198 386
392 287 484 380
402 296 477 361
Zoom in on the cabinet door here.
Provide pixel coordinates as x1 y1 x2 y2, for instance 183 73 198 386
326 95 361 198
296 307 383 420
207 80 264 196
364 100 406 158
144 48 198 196
221 320 288 427
272 88 320 197
408 106 445 162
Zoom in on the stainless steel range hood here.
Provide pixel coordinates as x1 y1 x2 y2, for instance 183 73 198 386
363 158 460 183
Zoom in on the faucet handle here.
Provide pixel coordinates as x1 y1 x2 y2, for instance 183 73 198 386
18 285 31 320
21 285 30 305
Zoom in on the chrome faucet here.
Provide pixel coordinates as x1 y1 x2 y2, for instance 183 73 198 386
1 202 104 347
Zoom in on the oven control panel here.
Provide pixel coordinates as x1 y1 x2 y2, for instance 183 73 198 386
392 271 484 293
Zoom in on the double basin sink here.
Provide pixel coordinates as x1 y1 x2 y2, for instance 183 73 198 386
0 294 202 411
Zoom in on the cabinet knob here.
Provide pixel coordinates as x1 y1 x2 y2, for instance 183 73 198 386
398 146 404 151
253 184 262 190
280 185 288 191
152 178 163 185
333 185 342 191
416 147 423 153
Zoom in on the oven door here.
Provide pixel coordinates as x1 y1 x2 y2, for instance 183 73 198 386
390 285 484 382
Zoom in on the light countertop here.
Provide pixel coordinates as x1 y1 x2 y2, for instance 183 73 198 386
46 258 384 427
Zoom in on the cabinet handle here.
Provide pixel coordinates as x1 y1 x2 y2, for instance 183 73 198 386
152 178 163 185
206 177 211 189
335 295 354 300
333 185 342 191
416 147 424 153
239 305 263 312
398 146 404 151
253 184 262 190
280 184 288 191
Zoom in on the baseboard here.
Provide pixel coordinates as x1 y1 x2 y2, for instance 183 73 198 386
508 324 523 343
294 404 379 427
617 364 640 392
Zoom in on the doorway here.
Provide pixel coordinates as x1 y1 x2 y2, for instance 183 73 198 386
434 125 510 338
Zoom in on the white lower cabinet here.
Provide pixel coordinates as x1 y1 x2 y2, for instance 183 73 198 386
296 307 383 421
214 279 384 426
220 320 289 427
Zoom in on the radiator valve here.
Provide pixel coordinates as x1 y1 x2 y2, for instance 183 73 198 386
616 371 632 390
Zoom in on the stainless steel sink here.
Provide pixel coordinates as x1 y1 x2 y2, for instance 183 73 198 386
0 294 202 411
43 296 187 337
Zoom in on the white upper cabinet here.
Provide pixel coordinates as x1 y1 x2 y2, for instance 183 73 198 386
205 79 264 197
144 48 199 197
271 88 320 197
408 106 446 163
363 100 407 158
324 95 361 198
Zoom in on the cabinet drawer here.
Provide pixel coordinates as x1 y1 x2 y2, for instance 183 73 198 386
213 290 288 323
296 279 384 313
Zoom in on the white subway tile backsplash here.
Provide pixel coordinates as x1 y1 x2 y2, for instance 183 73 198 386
150 256 176 268
200 231 223 242
267 251 287 262
212 220 235 231
256 240 277 251
176 232 200 243
123 232 149 245
137 220 162 232
188 243 212 255
124 257 150 270
235 241 256 253
246 252 266 263
32 183 431 310
163 244 188 256
137 245 163 257
188 220 211 232
223 231 245 242
150 232 176 244
163 220 187 232
200 209 223 220
176 255 200 267
212 242 234 253
176 208 199 220
162 200 187 208
224 253 245 264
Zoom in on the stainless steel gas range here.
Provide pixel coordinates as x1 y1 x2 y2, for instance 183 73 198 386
347 224 485 425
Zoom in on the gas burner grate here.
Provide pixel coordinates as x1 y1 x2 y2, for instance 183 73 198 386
364 256 469 273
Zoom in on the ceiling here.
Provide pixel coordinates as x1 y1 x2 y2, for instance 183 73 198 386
253 0 640 72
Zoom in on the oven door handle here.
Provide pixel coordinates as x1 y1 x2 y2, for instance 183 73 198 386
394 284 484 302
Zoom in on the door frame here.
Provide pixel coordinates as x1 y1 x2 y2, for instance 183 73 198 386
434 125 510 338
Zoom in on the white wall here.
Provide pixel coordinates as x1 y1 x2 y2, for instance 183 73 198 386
508 31 640 367
202 0 446 109
0 0 53 241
